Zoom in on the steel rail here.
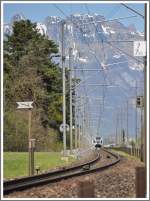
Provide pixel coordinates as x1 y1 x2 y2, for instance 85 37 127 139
4 149 120 195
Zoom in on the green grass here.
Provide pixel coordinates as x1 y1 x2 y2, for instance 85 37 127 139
4 152 75 179
110 149 141 161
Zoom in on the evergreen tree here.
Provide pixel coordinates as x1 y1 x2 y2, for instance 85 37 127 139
4 20 63 151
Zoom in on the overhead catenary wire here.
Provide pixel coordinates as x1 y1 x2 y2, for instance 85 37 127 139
53 4 143 67
77 62 93 140
78 15 138 26
83 4 108 137
106 4 122 19
104 41 143 64
71 5 107 138
82 5 143 65
83 2 143 130
53 3 144 142
57 4 144 71
84 4 116 136
58 6 139 95
56 10 102 139
84 3 90 14
121 3 144 19
87 5 143 143
53 4 67 18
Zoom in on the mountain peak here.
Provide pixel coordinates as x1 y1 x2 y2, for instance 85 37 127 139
44 16 61 25
11 13 25 24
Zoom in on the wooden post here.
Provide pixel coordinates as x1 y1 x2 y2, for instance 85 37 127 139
16 101 34 176
139 148 141 159
138 148 140 158
136 167 146 197
28 109 32 176
28 109 32 140
29 138 35 176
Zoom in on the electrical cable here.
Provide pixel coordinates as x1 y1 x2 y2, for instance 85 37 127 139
121 3 144 19
53 3 144 142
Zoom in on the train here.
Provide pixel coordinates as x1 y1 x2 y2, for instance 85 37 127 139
92 136 103 148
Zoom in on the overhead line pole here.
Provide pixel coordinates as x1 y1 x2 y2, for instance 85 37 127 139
116 113 119 145
143 3 147 165
78 98 81 148
75 97 78 149
69 48 73 154
61 21 66 156
135 80 138 144
74 67 78 149
77 101 81 148
120 107 123 145
126 100 129 144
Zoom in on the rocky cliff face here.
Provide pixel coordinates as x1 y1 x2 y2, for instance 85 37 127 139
4 13 144 137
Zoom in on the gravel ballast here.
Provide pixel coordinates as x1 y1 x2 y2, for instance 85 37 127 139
4 152 145 198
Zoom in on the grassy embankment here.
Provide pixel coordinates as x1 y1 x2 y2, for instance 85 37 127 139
4 152 75 179
110 149 141 161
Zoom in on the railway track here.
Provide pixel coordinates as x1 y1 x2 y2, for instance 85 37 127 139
4 148 120 195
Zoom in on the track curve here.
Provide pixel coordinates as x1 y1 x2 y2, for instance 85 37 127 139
4 148 120 195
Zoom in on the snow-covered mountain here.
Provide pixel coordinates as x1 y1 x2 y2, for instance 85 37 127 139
3 13 144 137
36 22 47 35
3 24 12 36
4 13 144 43
3 14 47 36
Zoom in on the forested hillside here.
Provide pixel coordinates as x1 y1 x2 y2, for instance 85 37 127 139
4 20 65 151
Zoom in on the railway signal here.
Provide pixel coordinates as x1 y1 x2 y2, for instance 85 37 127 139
136 96 144 108
59 123 69 133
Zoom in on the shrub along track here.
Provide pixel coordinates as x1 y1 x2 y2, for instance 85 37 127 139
4 148 120 195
